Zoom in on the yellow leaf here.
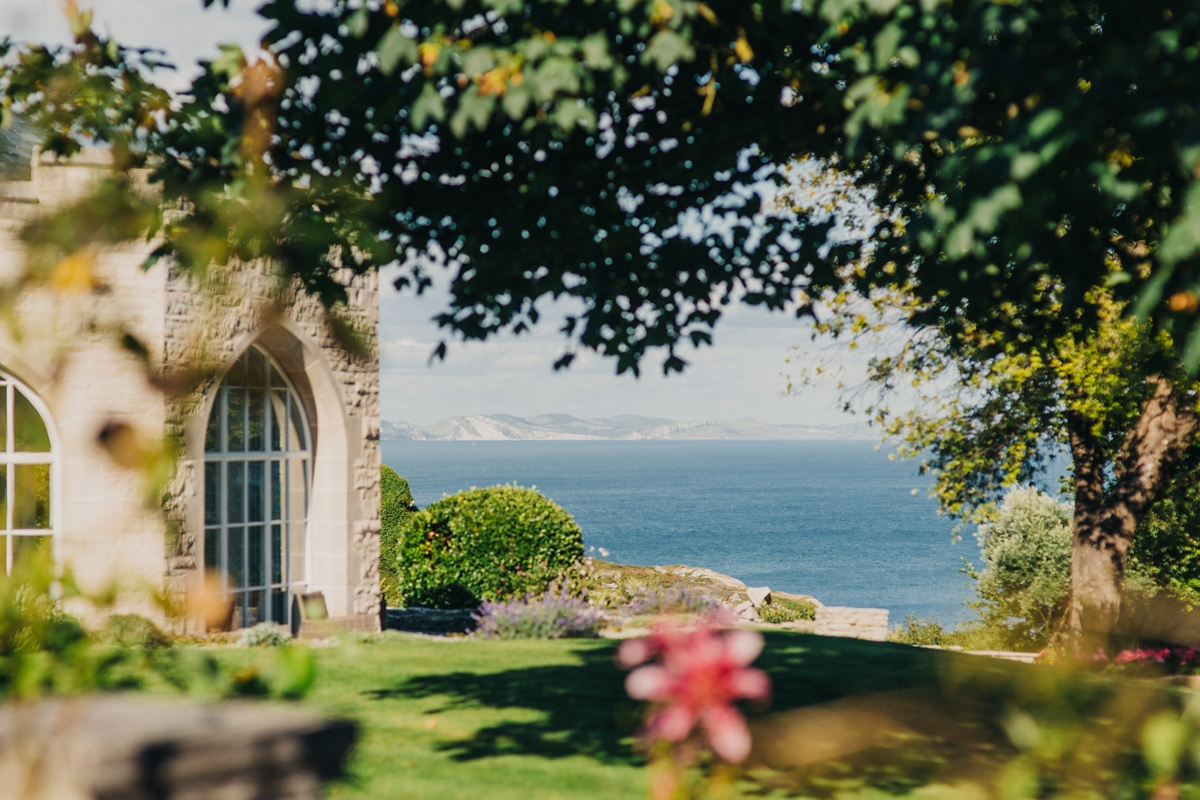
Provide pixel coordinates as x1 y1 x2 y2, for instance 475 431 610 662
735 30 754 63
51 250 96 294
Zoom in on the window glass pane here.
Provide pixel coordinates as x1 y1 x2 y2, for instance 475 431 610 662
227 526 246 589
0 386 8 452
14 464 49 529
13 389 49 452
232 596 247 630
204 527 220 574
270 461 282 520
271 523 283 584
247 391 265 452
204 394 222 453
271 588 287 625
249 524 265 588
269 363 286 390
226 389 245 451
0 465 8 531
226 353 246 387
287 521 305 585
226 462 245 524
247 461 264 523
204 462 220 526
12 535 49 570
246 348 266 388
288 397 307 451
246 589 265 627
269 391 285 451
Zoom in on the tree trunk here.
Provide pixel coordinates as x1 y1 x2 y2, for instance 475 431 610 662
1067 378 1199 640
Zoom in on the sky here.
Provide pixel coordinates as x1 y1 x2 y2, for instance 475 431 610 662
0 0 865 428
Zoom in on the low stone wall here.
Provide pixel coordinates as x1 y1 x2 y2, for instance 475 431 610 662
811 606 890 642
0 696 355 800
385 607 476 635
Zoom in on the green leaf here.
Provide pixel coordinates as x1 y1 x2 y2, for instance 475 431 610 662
641 30 695 72
581 33 613 70
483 0 524 11
873 24 901 69
1141 712 1188 778
411 83 446 130
1027 108 1062 139
377 26 417 76
450 88 497 138
531 56 581 102
461 47 497 78
1159 185 1200 266
270 646 317 700
501 84 533 119
346 7 369 38
210 43 246 82
1132 267 1174 320
553 99 597 132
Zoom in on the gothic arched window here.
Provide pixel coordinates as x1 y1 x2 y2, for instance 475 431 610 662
0 374 53 573
204 346 311 628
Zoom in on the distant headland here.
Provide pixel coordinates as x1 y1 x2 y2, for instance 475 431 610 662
381 413 872 442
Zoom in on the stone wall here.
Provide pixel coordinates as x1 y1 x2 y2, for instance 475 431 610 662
0 149 381 627
811 606 890 642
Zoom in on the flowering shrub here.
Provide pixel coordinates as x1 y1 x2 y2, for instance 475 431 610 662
1037 645 1200 676
472 591 606 639
625 586 724 618
618 617 771 764
1109 646 1200 674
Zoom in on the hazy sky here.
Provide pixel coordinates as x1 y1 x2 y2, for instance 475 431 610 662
1 0 863 427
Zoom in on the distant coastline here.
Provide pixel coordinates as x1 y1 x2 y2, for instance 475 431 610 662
382 413 873 442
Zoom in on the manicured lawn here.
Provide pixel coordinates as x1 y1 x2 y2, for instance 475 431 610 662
209 632 1185 799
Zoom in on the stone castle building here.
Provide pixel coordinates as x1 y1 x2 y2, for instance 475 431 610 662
0 150 381 631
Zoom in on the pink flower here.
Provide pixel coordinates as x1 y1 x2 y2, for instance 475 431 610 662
618 619 771 763
1114 649 1141 665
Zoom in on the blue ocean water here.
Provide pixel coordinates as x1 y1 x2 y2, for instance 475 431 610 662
381 440 982 625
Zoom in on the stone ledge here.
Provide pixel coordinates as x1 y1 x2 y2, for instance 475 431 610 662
0 695 355 800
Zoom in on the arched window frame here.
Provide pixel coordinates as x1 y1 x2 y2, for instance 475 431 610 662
202 345 312 629
0 372 57 574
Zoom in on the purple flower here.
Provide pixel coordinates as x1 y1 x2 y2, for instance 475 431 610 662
472 590 606 639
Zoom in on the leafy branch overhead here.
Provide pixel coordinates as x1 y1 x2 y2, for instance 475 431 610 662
6 0 1200 374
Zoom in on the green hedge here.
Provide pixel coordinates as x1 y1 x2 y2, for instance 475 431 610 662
395 484 584 609
380 466 417 607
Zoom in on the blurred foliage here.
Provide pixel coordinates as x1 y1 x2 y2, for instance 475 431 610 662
95 613 173 649
379 465 417 608
0 542 315 701
745 650 1200 800
395 484 583 609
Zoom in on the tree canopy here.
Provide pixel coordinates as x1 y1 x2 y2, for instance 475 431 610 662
8 0 1200 375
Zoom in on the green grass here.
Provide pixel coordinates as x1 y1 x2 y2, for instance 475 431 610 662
206 632 1191 799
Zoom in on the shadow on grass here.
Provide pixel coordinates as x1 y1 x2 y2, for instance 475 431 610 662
367 642 641 763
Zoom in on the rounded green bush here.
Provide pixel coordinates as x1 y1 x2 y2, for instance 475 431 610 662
379 465 418 607
395 484 584 609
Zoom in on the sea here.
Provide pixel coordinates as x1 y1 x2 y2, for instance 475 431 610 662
381 440 982 626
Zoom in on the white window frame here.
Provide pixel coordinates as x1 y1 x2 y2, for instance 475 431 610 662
202 345 312 628
0 373 57 574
